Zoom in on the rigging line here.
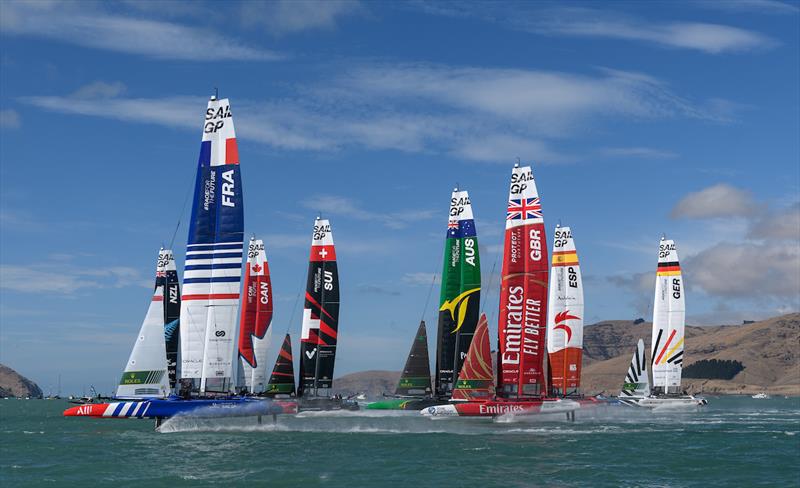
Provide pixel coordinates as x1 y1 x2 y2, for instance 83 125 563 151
168 173 196 250
419 272 438 324
284 291 302 335
480 253 499 313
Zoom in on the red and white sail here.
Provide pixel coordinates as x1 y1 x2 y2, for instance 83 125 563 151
237 238 273 393
497 164 549 398
117 250 170 399
451 314 494 402
546 225 584 396
650 237 685 393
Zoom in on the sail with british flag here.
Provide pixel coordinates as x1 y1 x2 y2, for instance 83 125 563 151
117 250 171 399
546 225 584 396
237 237 273 394
298 217 340 397
434 188 481 398
650 237 685 394
497 163 548 398
179 95 244 394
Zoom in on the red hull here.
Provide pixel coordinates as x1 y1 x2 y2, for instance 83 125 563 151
422 397 580 417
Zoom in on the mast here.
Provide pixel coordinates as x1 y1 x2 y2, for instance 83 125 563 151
159 249 180 390
395 321 433 397
497 163 548 398
546 225 584 396
266 334 296 396
117 250 170 399
451 313 494 402
179 95 244 394
298 217 339 398
650 237 685 395
435 188 481 398
237 238 274 393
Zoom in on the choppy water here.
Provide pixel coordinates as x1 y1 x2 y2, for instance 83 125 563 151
2 396 798 487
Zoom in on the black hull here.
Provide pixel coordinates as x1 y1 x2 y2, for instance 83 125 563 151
297 397 359 412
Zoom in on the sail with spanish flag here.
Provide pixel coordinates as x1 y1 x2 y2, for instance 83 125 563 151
434 188 481 398
650 237 685 394
546 225 584 396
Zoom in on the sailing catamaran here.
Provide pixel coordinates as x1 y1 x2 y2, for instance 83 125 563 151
237 237 273 394
618 237 707 408
423 163 581 418
297 217 357 411
160 249 181 390
265 333 297 397
65 95 289 423
365 321 436 410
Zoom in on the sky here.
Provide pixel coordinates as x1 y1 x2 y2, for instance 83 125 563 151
0 0 798 394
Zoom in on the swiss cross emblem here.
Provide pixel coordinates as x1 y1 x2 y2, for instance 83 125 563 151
319 248 328 258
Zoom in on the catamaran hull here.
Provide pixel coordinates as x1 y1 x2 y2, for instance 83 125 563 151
619 395 707 408
366 397 444 410
63 398 292 419
421 398 580 417
296 397 359 412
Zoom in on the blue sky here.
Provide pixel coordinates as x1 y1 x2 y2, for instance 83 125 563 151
1 0 798 394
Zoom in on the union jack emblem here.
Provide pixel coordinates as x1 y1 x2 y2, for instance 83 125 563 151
156 271 166 278
506 197 542 221
447 220 459 230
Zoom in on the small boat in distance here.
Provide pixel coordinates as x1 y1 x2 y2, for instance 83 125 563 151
752 392 770 399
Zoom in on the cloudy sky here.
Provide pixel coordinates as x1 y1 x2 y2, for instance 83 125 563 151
1 0 798 393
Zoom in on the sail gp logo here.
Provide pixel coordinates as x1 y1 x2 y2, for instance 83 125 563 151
440 287 480 333
554 311 581 342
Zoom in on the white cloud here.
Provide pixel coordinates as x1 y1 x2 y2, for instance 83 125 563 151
0 109 21 129
0 264 146 294
21 64 729 162
684 241 800 300
413 3 776 54
0 1 280 61
671 183 758 219
748 202 800 240
600 147 677 159
694 0 799 15
241 0 364 35
301 195 436 229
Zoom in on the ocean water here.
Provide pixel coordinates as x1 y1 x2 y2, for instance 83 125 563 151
1 396 798 487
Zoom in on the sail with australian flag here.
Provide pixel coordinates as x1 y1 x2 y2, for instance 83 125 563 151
237 237 273 394
497 163 548 398
298 217 340 398
179 95 244 394
546 225 584 396
435 188 481 398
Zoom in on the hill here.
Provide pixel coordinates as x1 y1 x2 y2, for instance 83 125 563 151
332 313 800 396
0 364 43 398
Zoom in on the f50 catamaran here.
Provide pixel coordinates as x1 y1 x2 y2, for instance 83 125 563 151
618 237 707 408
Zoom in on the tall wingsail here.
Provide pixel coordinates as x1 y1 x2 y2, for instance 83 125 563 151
546 225 584 396
298 218 340 397
497 164 548 398
266 334 296 396
451 314 494 402
396 321 433 397
650 237 685 394
159 249 180 390
621 339 650 398
117 251 170 399
179 96 244 394
237 238 274 393
435 189 481 397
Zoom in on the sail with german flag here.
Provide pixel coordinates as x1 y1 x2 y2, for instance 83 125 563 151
546 225 584 396
650 237 685 394
451 314 494 401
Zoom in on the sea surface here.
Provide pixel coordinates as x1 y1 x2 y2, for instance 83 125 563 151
1 396 798 487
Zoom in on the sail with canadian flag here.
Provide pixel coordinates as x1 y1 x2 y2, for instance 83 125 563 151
546 225 584 396
179 96 244 394
497 163 549 398
298 217 340 397
237 237 273 393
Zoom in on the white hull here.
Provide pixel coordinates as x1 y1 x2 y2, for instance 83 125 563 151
620 395 707 408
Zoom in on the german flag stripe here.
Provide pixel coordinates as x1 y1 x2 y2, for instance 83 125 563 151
657 270 682 276
657 262 680 268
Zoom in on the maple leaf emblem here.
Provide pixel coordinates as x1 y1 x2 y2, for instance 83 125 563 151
251 264 262 273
